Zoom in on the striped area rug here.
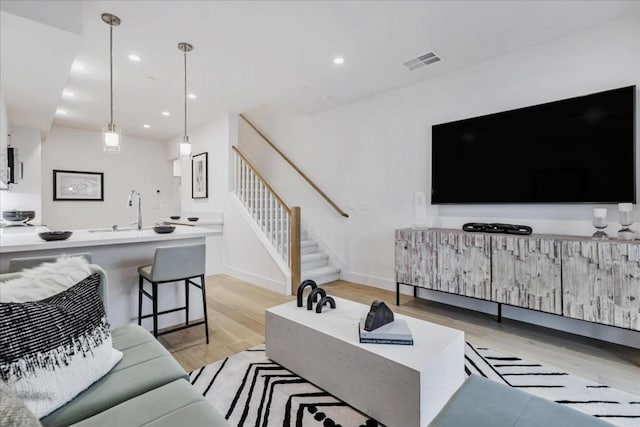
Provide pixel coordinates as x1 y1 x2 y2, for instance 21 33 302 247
189 343 640 427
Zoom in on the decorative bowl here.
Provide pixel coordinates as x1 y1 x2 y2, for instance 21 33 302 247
170 216 181 220
187 217 199 222
153 225 176 234
3 210 36 222
39 231 72 241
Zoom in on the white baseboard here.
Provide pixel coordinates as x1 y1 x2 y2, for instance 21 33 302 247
222 265 289 295
340 271 414 294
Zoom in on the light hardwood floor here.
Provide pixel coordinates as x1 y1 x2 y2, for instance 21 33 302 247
160 274 640 396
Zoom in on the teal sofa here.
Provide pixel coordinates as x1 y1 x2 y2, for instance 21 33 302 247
0 264 229 427
429 374 613 427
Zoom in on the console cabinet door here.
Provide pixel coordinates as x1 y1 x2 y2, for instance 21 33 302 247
562 241 640 331
432 230 491 299
395 229 413 285
394 229 436 288
491 236 561 314
412 229 436 289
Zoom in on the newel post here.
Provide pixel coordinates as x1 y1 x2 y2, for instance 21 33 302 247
290 206 301 295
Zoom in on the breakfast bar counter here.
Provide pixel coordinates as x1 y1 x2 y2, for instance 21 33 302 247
0 225 220 254
0 225 222 330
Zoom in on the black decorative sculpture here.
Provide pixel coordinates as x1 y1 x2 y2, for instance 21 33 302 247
307 288 327 310
364 300 394 331
315 296 336 313
297 279 318 307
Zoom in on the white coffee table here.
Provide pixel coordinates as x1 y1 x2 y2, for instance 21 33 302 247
265 297 464 427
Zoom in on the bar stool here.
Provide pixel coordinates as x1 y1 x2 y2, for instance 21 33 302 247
137 243 209 343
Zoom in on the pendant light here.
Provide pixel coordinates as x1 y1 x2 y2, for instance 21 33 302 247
178 42 193 160
102 13 121 153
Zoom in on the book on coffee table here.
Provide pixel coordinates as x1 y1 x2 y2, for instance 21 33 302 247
358 318 414 345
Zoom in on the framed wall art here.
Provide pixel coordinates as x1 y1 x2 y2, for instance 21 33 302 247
53 170 104 201
192 152 208 199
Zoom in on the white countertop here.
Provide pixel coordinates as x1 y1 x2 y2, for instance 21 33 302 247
0 225 221 253
161 218 223 227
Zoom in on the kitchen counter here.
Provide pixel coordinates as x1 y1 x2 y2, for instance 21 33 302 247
161 218 223 229
0 225 221 253
0 224 223 329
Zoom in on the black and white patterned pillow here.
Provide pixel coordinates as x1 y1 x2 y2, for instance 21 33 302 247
0 273 122 418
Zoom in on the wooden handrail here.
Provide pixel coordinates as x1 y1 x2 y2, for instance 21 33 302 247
240 113 349 218
232 146 291 213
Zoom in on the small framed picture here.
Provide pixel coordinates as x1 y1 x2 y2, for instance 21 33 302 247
192 152 208 199
53 170 104 201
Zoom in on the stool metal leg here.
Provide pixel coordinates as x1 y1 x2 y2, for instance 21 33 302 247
138 275 143 326
152 282 158 338
200 274 209 344
185 279 190 326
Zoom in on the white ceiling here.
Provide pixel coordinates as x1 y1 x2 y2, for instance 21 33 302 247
1 1 638 140
0 6 81 132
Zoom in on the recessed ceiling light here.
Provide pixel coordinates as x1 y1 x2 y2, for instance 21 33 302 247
71 61 88 72
56 108 68 115
128 54 141 62
187 93 197 100
162 111 170 116
143 124 150 128
333 57 344 65
62 90 74 98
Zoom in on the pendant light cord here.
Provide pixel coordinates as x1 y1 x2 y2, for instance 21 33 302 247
109 23 114 125
184 50 188 138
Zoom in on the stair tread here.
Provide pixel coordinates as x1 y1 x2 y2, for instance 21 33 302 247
302 265 340 275
301 252 328 261
301 240 318 247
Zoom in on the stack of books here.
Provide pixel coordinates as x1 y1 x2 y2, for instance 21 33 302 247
358 318 414 345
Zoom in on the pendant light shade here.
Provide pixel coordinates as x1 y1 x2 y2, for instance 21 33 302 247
178 42 193 160
179 135 191 158
102 13 121 153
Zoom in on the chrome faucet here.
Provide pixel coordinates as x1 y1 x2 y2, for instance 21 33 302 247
127 190 142 231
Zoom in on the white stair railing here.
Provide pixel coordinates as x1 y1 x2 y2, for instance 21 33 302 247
232 146 301 291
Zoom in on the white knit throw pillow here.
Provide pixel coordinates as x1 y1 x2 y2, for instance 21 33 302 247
0 256 93 302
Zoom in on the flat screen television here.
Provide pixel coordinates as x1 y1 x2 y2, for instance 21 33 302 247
431 86 636 204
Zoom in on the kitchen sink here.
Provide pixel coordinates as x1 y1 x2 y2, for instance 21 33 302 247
88 226 152 233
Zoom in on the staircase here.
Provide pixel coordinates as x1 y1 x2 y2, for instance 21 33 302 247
232 146 340 292
300 229 340 285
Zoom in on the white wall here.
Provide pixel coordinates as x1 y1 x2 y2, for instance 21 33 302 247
41 126 173 230
239 14 640 343
0 79 9 187
166 116 229 217
224 195 288 293
242 14 640 285
0 128 42 219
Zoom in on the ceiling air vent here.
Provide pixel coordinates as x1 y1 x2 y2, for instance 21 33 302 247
402 52 441 71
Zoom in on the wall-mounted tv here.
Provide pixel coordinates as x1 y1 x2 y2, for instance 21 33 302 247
431 86 636 204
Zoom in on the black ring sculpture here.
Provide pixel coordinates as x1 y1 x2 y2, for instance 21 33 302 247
307 288 327 310
315 296 336 313
296 280 318 307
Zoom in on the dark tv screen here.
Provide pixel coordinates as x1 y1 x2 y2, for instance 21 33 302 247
431 86 636 204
